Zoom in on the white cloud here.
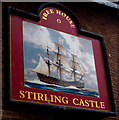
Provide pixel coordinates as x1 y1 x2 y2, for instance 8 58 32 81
62 33 83 56
23 21 55 50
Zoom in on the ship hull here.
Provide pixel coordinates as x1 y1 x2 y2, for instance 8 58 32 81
37 73 84 88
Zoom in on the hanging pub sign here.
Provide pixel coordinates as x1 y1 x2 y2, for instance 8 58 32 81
6 3 116 115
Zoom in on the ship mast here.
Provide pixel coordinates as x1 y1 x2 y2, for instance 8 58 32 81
56 39 63 80
71 55 76 82
70 53 86 82
54 38 67 80
46 46 51 76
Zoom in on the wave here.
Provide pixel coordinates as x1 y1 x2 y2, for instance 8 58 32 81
25 80 99 98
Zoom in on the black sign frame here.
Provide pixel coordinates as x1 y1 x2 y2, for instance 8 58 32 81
3 2 116 118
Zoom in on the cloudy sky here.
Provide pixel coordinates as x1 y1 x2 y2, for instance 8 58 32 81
23 21 99 92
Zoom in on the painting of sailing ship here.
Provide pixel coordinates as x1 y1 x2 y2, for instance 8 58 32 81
23 21 99 97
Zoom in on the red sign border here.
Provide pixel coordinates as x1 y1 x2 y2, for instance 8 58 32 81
4 3 116 117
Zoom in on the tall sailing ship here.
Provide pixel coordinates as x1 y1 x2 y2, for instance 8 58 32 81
32 38 87 88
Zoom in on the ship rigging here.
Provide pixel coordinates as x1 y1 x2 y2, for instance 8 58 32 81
32 38 87 88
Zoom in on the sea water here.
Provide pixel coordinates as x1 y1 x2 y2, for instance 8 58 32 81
25 80 99 98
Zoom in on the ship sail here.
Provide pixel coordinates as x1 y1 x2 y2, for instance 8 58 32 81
77 59 87 74
54 42 66 55
53 52 70 70
70 53 87 81
70 53 87 74
32 54 49 76
53 38 71 80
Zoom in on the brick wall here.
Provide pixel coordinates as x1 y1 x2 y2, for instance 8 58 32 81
2 2 119 120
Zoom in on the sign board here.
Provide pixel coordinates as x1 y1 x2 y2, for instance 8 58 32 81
6 3 116 115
